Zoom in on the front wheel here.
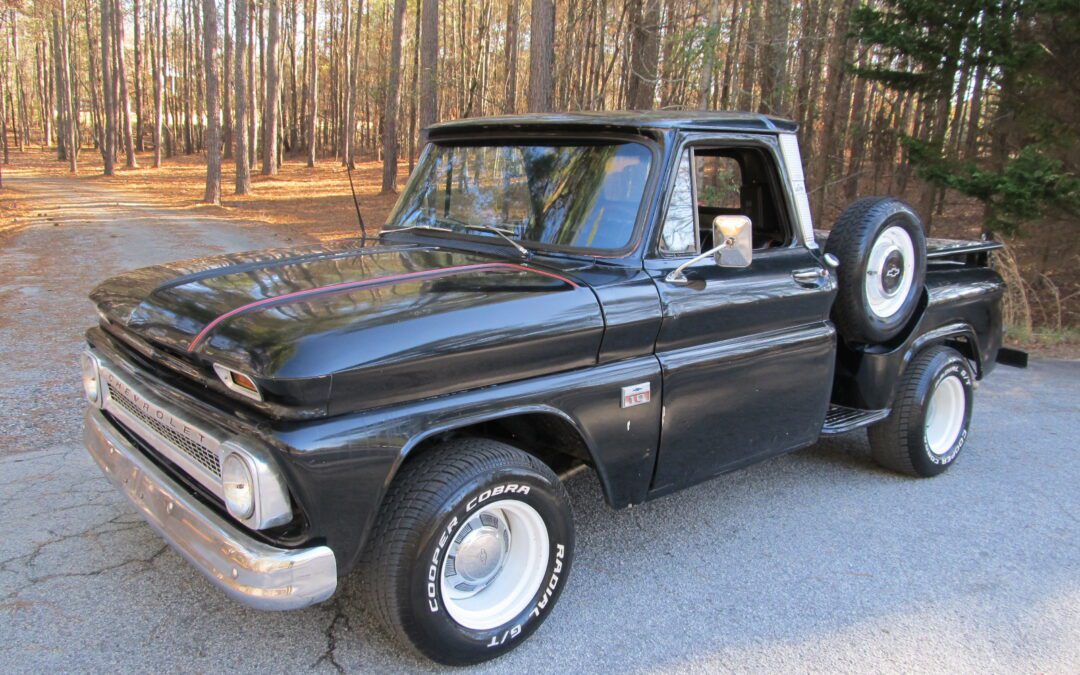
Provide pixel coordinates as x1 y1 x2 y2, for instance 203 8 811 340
869 345 974 477
359 438 574 666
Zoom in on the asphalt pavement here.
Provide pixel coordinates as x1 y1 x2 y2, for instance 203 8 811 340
1 174 1077 673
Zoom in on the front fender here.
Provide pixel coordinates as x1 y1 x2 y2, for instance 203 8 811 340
271 356 662 575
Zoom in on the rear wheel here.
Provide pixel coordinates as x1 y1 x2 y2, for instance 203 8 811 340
359 438 574 666
869 346 974 477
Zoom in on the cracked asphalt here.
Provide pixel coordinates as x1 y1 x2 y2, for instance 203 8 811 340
2 174 1078 672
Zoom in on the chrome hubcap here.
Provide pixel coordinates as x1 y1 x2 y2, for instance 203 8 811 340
446 514 511 595
439 500 550 631
866 226 916 318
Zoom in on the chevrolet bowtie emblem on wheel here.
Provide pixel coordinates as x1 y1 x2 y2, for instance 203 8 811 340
621 383 651 408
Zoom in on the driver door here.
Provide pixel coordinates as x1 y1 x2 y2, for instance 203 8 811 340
646 139 837 495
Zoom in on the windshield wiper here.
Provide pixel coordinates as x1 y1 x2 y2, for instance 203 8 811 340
390 220 530 259
388 223 452 235
455 223 531 259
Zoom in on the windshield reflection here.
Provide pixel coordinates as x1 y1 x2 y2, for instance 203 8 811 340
386 142 652 251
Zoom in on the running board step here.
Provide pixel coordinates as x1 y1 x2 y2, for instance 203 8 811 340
821 405 891 435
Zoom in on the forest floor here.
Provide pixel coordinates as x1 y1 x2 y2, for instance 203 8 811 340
1 145 406 244
1 145 1076 357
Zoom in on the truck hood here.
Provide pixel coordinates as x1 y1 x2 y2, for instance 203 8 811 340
91 240 604 412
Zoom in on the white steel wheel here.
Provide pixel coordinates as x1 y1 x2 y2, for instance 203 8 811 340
439 500 550 631
865 225 916 319
924 374 966 456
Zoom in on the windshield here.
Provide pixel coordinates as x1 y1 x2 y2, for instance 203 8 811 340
385 141 653 252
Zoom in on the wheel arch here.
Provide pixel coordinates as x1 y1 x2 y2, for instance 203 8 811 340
905 321 984 379
388 405 614 502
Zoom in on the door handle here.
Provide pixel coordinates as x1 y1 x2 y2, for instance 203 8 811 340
792 267 827 288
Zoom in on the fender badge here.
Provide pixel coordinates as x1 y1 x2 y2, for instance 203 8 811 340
621 382 651 408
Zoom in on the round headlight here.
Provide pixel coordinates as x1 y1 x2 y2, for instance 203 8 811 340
222 454 255 520
81 352 100 405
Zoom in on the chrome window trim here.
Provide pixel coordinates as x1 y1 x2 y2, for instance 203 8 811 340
778 133 818 250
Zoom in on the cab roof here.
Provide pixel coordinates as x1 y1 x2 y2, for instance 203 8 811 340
427 111 798 137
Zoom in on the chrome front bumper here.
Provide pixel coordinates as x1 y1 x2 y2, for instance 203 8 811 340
84 408 337 610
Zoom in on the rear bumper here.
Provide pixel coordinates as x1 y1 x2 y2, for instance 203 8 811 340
84 408 337 610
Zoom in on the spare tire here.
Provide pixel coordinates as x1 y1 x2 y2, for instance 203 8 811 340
825 197 927 344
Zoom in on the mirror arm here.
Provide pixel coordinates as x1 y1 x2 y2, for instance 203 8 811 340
664 244 728 284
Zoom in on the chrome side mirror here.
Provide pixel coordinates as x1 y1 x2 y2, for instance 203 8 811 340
665 215 754 284
711 215 752 268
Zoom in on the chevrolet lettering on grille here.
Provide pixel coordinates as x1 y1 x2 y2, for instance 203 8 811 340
107 373 209 446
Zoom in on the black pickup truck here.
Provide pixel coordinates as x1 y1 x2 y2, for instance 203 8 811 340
81 112 1022 665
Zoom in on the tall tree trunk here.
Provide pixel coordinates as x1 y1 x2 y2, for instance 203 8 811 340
698 0 721 109
262 0 281 174
9 11 29 151
37 43 52 146
810 0 853 224
247 0 255 168
419 0 438 133
344 0 362 166
288 0 298 149
719 0 743 109
113 0 138 167
381 0 407 192
234 0 251 193
408 0 417 168
53 6 78 172
134 0 144 150
100 0 117 175
203 0 222 202
153 0 164 166
305 0 317 167
503 1 518 113
626 0 659 110
162 0 172 158
0 63 7 164
757 0 790 115
181 0 193 153
223 0 232 158
61 4 79 169
737 0 763 110
964 60 987 160
527 0 554 112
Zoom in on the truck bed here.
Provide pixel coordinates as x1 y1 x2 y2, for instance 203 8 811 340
814 230 1003 262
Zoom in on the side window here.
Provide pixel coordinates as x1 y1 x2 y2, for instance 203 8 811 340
695 155 742 210
659 151 697 255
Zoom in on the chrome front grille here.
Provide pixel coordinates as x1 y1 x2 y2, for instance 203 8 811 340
100 365 225 498
107 382 222 477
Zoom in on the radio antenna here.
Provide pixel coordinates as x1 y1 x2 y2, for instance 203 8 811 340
346 160 368 245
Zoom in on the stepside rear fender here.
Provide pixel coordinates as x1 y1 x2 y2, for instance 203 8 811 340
831 266 1004 410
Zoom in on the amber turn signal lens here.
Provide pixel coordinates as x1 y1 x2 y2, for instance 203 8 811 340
231 371 258 392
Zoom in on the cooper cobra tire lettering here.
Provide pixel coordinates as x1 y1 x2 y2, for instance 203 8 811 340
427 515 458 611
466 484 529 511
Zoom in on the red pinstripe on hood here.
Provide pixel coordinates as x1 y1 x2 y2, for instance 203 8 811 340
185 262 579 353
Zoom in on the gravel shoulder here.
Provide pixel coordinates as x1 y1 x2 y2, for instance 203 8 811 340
1 173 1077 673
